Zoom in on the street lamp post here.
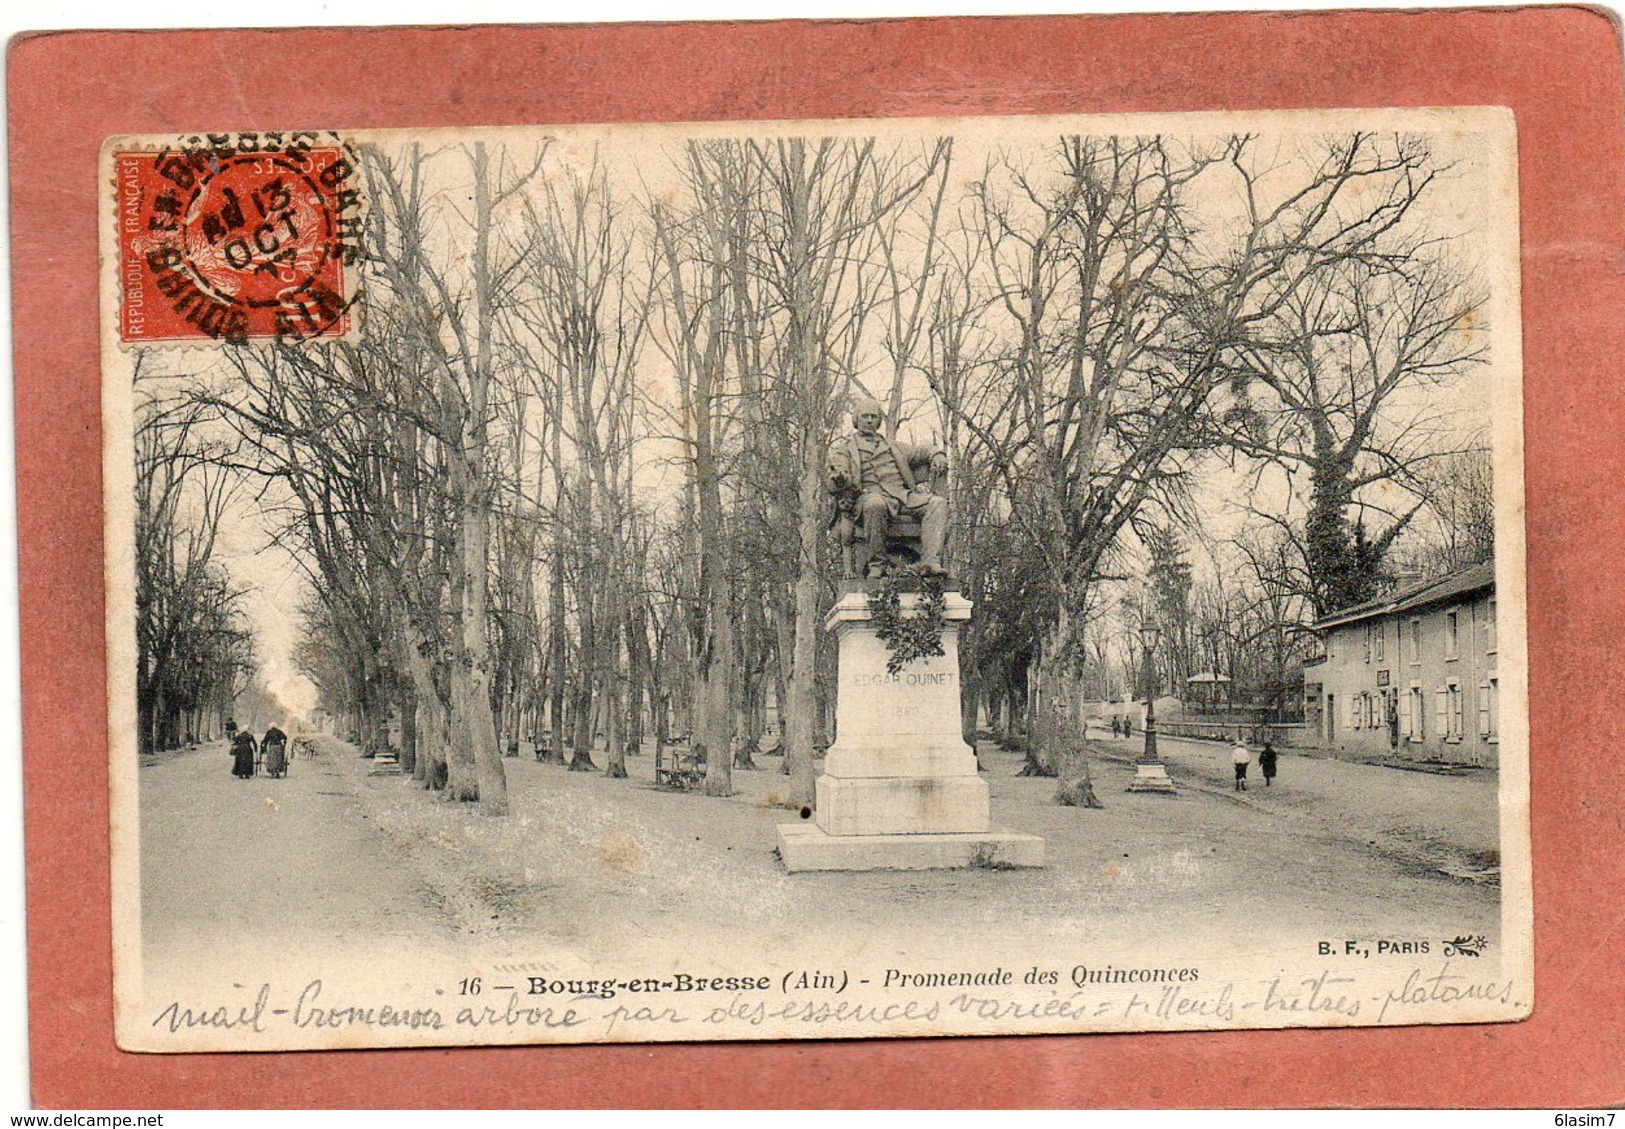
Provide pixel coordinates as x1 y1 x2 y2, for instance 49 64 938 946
1128 622 1176 794
1140 623 1160 764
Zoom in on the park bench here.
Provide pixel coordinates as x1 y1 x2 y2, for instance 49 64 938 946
655 739 706 790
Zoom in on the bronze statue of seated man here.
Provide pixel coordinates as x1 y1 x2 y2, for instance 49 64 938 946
828 395 948 579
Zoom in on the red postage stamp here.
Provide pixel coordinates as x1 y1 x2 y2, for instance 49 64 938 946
112 132 361 345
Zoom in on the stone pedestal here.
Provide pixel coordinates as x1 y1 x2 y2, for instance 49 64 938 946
777 585 1044 872
1127 762 1178 793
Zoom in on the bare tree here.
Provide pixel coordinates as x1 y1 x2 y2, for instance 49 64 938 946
199 141 544 816
510 150 650 778
1217 141 1488 615
749 136 948 807
936 136 1222 799
134 357 249 754
1390 444 1495 578
649 141 750 797
358 141 546 813
934 131 1475 801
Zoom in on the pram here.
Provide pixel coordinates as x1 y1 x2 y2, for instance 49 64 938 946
262 735 289 778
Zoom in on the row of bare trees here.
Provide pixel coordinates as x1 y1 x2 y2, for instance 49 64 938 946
134 356 255 755
138 127 1490 812
915 133 1487 795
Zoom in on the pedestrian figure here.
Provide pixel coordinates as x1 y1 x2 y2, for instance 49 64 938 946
230 729 257 779
1259 741 1278 788
1111 717 1121 739
1123 717 1133 738
1231 736 1251 792
225 718 238 740
262 724 289 779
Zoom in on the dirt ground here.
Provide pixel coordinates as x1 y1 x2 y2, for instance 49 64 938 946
138 727 1506 982
1086 727 1503 879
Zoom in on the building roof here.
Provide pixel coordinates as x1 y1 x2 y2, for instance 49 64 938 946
1313 560 1495 631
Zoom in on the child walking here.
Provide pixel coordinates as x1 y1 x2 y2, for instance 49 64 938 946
1231 736 1251 792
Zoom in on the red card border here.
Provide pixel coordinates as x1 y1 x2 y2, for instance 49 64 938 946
9 10 1624 1108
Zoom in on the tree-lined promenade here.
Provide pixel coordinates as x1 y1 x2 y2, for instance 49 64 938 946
133 127 1493 814
139 730 1500 986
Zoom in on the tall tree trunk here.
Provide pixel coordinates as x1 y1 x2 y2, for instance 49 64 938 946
736 659 762 770
770 602 793 769
137 690 157 758
694 350 733 797
442 517 480 801
398 682 418 775
782 457 824 807
960 637 982 750
700 608 735 796
1031 610 1101 806
413 679 448 790
602 665 626 779
455 142 510 816
569 679 597 771
624 606 650 759
543 519 569 764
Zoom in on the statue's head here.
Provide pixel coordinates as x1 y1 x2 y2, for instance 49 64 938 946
850 395 884 436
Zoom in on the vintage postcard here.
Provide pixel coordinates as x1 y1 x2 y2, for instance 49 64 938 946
102 108 1530 1052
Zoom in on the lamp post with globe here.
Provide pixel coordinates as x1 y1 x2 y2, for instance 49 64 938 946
1129 621 1176 794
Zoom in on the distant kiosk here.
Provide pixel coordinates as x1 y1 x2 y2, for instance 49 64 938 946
776 578 1045 872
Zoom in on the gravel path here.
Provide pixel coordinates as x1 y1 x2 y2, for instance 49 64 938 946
1086 727 1503 880
138 739 459 984
135 729 1505 989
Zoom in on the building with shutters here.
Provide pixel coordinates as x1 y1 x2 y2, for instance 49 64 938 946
1301 560 1499 766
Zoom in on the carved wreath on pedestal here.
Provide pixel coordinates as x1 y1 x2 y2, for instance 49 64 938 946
867 570 947 675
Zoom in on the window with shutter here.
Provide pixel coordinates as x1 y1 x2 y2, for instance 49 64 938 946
1434 688 1448 739
1398 685 1411 737
1478 681 1492 738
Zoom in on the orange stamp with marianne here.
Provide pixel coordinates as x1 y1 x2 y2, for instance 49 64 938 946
112 132 362 345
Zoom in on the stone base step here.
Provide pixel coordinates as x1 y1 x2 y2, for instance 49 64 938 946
1126 763 1178 793
776 822 1045 872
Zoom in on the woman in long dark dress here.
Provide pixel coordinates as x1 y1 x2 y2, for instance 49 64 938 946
1259 741 1278 787
231 730 258 778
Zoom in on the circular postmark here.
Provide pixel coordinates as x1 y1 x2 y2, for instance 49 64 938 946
118 134 361 345
180 155 338 310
